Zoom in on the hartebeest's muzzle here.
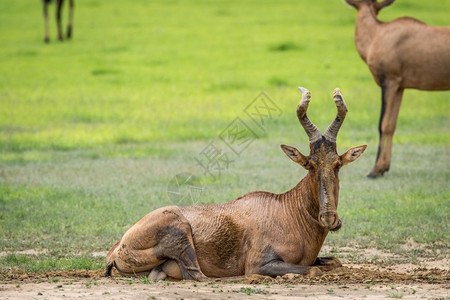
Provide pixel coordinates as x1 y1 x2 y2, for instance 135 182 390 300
318 211 342 231
318 179 342 231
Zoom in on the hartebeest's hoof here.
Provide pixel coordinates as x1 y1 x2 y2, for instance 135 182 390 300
313 256 342 272
307 267 323 277
367 172 380 179
148 268 167 281
244 274 272 284
326 257 342 268
367 167 388 178
67 26 72 39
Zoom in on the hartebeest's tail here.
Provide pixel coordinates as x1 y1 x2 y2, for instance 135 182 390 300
105 263 113 277
105 241 120 277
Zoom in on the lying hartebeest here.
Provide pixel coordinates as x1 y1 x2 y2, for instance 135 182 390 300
105 88 367 280
43 0 74 43
345 0 450 177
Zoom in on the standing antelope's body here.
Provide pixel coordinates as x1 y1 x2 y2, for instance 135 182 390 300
345 0 450 177
106 88 366 280
43 0 74 43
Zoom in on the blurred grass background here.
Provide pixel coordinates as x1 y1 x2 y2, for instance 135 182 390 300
0 0 448 271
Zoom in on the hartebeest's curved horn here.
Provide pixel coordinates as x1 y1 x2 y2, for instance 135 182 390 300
297 87 322 143
324 88 348 143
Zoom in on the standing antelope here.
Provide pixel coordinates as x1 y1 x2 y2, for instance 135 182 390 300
105 88 367 280
43 0 74 43
345 0 450 177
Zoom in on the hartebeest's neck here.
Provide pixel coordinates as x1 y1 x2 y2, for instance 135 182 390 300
354 5 381 62
282 174 327 240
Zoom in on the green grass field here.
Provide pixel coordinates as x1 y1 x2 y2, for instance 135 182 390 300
0 0 449 272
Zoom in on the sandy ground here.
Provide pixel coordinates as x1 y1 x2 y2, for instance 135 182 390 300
1 245 448 299
1 279 448 300
1 265 449 299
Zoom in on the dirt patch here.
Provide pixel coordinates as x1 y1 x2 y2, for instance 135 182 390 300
1 265 448 284
1 245 449 299
1 279 449 300
1 265 449 299
321 245 449 270
345 259 450 275
91 251 108 257
0 249 48 257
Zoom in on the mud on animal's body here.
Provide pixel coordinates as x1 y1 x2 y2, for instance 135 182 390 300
106 87 367 280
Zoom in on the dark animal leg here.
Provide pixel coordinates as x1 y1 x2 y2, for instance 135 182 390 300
258 247 321 277
67 0 74 38
369 81 403 178
153 224 206 281
259 259 322 277
312 256 342 272
56 0 64 41
43 0 50 42
176 245 205 281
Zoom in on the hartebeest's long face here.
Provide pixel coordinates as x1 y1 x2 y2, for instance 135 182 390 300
281 88 366 231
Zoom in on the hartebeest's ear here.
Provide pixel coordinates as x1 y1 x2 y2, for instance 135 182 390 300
280 144 308 169
340 145 367 165
344 0 359 9
374 0 396 14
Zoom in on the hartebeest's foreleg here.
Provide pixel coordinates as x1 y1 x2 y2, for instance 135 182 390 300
369 81 404 177
43 0 50 43
312 257 342 272
255 247 322 277
67 0 74 38
259 256 342 276
259 260 322 277
56 0 64 41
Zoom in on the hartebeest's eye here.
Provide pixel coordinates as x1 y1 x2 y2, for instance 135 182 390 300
306 159 317 170
333 161 342 171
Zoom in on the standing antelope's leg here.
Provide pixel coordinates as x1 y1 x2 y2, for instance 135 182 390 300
67 0 74 39
56 0 64 41
369 82 404 178
313 257 342 272
43 0 50 43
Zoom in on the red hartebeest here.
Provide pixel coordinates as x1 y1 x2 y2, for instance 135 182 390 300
105 88 367 280
344 0 450 177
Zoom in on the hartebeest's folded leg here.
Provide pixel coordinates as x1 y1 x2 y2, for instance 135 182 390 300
258 260 322 277
254 246 322 277
106 206 207 281
312 256 342 272
155 224 206 281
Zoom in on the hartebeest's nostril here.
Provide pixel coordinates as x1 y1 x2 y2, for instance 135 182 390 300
332 219 342 231
319 212 339 230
